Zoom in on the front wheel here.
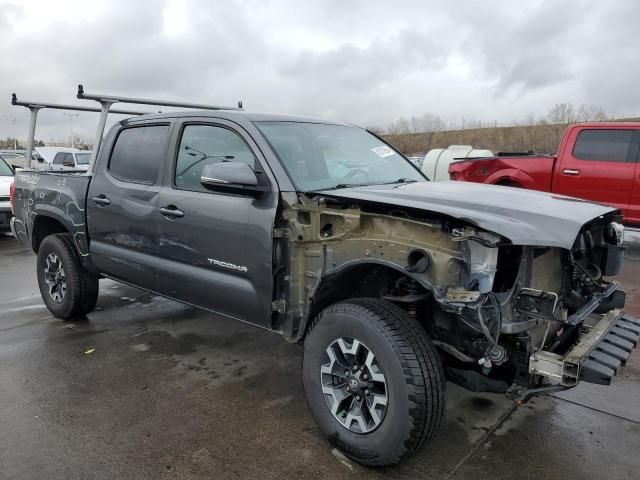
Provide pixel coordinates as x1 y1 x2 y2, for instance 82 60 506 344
36 234 99 319
302 298 445 467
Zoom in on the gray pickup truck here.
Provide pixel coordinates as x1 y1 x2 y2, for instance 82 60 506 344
11 104 639 466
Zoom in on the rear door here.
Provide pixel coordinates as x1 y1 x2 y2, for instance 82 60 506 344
154 119 278 327
87 123 171 290
554 127 635 217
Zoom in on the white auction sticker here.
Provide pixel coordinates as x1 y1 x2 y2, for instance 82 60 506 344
371 145 395 158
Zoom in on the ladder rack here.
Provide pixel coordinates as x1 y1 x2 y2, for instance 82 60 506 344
76 84 244 172
10 84 244 171
11 93 148 169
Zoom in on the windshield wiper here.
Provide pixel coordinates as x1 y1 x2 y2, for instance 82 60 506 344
389 178 418 184
372 178 420 186
310 179 419 193
315 182 374 191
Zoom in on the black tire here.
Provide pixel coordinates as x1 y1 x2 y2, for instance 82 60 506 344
36 233 99 319
303 298 445 467
496 180 522 188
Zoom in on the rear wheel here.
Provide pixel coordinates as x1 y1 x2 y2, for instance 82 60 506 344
303 298 445 467
496 180 522 188
36 234 99 319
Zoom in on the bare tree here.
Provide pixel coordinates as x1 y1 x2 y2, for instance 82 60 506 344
548 102 576 124
547 103 576 148
576 104 607 122
415 113 445 151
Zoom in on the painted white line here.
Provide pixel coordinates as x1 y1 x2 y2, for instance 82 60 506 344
1 305 46 314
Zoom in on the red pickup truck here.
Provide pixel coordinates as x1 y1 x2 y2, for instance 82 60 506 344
449 123 640 226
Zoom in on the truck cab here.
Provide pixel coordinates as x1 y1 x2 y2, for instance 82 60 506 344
553 124 640 224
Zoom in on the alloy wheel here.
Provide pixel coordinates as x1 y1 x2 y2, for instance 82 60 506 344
43 253 67 303
320 337 389 434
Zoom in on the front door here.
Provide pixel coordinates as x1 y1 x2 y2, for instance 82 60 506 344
87 123 171 290
155 119 278 327
554 128 636 217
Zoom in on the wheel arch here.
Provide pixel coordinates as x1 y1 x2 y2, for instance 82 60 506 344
31 213 72 253
295 261 432 342
30 211 94 272
485 169 533 188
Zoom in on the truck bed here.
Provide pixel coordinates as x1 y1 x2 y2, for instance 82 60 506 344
448 155 556 191
13 170 91 255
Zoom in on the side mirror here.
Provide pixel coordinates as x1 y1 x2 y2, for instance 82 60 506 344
200 162 269 198
63 160 75 167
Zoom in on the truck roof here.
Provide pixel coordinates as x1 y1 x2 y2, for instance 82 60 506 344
568 122 640 128
120 109 353 127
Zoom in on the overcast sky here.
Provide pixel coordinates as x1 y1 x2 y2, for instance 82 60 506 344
1 0 638 143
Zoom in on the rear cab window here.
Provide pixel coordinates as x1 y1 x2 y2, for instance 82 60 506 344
572 129 635 162
108 125 170 184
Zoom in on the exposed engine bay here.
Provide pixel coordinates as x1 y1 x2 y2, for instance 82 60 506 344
275 193 634 398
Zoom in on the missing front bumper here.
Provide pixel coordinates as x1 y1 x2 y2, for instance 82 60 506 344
529 310 639 387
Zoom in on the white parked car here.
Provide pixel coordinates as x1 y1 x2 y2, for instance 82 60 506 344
421 145 493 181
0 156 14 233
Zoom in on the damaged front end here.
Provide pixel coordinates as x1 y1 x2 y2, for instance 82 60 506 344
433 216 636 400
274 193 636 401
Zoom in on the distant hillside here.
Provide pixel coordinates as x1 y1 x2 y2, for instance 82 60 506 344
383 117 640 156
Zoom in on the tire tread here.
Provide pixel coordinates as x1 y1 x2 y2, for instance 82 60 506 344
37 233 98 319
306 297 445 466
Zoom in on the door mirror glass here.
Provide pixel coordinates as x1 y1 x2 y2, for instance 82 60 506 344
200 162 269 198
201 162 258 187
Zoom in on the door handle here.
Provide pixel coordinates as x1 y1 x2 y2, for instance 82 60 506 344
159 205 185 219
91 194 111 206
562 169 581 176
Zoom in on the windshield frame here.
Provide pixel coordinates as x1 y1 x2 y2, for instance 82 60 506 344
253 121 428 192
0 157 15 176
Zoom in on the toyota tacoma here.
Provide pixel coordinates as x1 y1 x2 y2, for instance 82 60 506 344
10 96 639 467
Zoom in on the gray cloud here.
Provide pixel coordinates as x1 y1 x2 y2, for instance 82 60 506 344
0 0 638 144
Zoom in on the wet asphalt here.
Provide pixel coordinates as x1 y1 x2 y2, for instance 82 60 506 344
1 234 639 480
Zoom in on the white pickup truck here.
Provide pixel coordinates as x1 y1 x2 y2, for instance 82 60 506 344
0 156 13 233
36 147 92 171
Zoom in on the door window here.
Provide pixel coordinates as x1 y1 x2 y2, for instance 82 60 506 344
63 153 75 166
175 124 256 192
53 152 65 165
572 129 634 162
109 125 169 184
